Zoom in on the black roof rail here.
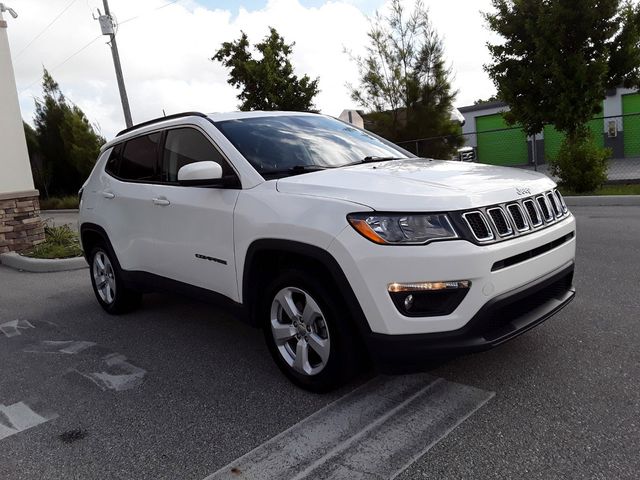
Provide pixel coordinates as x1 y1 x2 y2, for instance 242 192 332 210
116 111 209 137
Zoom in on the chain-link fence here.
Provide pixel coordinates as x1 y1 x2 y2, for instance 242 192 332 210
396 113 640 183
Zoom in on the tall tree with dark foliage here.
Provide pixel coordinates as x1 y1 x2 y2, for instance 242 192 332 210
213 27 319 112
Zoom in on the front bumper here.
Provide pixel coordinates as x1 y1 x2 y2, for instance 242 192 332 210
366 261 575 367
328 213 576 336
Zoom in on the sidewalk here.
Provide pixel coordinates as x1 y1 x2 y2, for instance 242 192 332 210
40 209 78 231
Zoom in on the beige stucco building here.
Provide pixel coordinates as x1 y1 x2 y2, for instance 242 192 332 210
0 7 44 252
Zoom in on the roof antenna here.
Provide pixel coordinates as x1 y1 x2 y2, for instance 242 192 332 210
162 109 166 117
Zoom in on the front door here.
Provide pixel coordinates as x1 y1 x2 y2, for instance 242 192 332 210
148 127 240 302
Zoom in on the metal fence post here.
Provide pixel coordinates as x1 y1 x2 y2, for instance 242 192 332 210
532 132 538 172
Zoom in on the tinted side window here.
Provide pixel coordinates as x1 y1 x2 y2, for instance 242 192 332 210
105 144 122 176
161 128 231 183
119 132 161 182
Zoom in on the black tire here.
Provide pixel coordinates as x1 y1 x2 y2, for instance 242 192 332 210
89 244 141 314
262 269 360 392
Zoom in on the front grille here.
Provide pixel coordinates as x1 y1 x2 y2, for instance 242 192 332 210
536 196 552 221
523 199 542 227
507 204 528 231
453 189 571 245
462 212 493 241
487 208 512 236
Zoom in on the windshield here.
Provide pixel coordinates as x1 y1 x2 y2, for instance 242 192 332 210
215 114 411 177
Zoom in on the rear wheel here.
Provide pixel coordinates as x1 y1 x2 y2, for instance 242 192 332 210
262 270 359 392
89 244 141 314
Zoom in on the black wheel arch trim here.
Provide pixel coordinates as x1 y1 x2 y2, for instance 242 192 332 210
80 223 120 267
79 230 370 335
242 239 371 335
80 222 248 320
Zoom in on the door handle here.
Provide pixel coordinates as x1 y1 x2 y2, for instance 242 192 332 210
102 191 115 199
152 197 171 206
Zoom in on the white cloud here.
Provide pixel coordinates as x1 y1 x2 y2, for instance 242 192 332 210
7 0 498 139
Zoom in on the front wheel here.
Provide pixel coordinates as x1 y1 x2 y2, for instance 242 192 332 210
262 270 359 392
89 245 141 314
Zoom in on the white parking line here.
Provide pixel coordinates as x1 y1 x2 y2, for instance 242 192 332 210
0 320 35 338
24 340 97 355
78 353 147 391
0 402 58 441
205 374 493 480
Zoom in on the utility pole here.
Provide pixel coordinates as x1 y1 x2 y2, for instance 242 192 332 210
97 0 132 128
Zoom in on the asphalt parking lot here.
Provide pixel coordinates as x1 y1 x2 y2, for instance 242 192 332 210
1 205 639 480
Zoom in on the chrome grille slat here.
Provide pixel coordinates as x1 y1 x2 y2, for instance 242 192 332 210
536 195 553 222
546 192 562 217
487 207 513 237
507 203 529 232
555 189 568 213
462 212 494 242
523 199 542 227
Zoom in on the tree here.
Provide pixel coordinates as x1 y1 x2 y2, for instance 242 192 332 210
30 69 105 197
349 0 462 158
212 27 319 111
484 0 640 191
474 95 500 105
23 122 50 198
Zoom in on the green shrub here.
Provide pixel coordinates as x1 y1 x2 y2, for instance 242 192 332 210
24 224 83 259
40 195 79 210
560 183 640 196
549 130 609 193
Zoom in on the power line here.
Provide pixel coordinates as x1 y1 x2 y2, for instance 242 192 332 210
15 0 79 58
118 0 180 26
18 35 103 94
50 34 102 73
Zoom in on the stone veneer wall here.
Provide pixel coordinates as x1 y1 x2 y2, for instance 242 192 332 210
0 190 45 253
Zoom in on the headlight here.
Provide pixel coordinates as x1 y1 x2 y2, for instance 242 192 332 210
347 213 458 245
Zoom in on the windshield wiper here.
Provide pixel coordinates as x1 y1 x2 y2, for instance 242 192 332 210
362 156 404 162
339 156 406 168
260 165 331 177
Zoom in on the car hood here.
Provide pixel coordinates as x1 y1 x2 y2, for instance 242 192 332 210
276 159 556 211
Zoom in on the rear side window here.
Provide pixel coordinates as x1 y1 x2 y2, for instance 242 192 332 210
161 128 232 183
119 132 162 182
105 144 122 176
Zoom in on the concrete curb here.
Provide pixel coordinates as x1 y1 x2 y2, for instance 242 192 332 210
564 195 640 206
40 209 79 214
0 252 87 273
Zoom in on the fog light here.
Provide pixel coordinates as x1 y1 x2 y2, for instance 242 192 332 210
388 280 470 293
404 294 414 310
388 280 471 317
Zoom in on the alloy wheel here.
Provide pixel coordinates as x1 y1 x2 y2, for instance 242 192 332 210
92 251 116 305
270 286 331 376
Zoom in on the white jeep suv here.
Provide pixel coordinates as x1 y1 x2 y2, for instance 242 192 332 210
79 111 576 391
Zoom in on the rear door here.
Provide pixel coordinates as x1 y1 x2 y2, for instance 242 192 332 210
97 132 163 272
148 127 240 301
